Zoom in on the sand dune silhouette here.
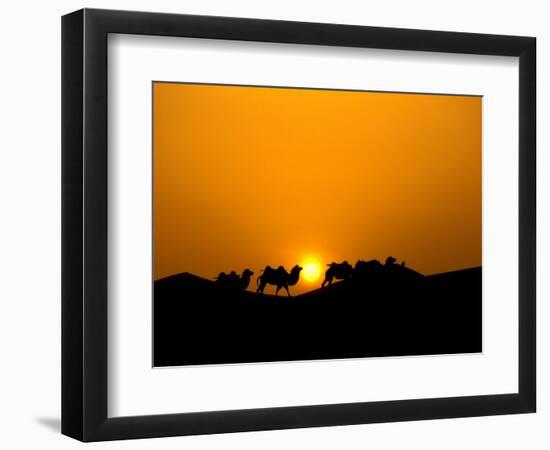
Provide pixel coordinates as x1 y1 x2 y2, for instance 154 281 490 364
154 264 481 367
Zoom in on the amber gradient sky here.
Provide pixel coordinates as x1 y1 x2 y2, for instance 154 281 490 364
153 82 481 293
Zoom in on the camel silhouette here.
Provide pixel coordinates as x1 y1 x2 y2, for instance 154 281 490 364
257 265 303 296
322 261 354 287
215 269 254 290
354 259 383 273
385 256 397 267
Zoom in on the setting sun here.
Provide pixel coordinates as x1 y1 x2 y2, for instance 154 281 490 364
154 82 481 295
302 260 322 283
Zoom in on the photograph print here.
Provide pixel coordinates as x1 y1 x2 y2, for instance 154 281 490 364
153 82 482 367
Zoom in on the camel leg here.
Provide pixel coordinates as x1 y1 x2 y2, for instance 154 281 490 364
275 285 280 296
285 285 291 297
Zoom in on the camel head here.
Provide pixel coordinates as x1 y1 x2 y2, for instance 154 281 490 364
240 268 254 290
242 268 254 278
286 265 303 287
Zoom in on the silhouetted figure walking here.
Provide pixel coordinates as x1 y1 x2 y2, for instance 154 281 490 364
322 261 354 287
257 265 303 296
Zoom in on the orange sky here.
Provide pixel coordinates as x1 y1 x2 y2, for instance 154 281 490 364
153 82 481 294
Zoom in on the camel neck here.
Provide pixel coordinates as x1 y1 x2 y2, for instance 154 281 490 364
288 269 300 285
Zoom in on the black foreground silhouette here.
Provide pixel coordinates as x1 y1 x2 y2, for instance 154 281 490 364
154 262 481 367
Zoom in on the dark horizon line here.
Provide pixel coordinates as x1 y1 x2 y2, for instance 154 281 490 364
154 265 482 284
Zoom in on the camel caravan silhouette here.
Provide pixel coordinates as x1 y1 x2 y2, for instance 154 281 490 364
321 256 412 288
215 269 254 291
212 256 414 297
214 265 304 296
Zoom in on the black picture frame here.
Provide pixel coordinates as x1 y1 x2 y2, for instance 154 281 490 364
62 8 536 442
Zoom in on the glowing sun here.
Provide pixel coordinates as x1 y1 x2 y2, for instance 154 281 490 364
302 259 322 283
